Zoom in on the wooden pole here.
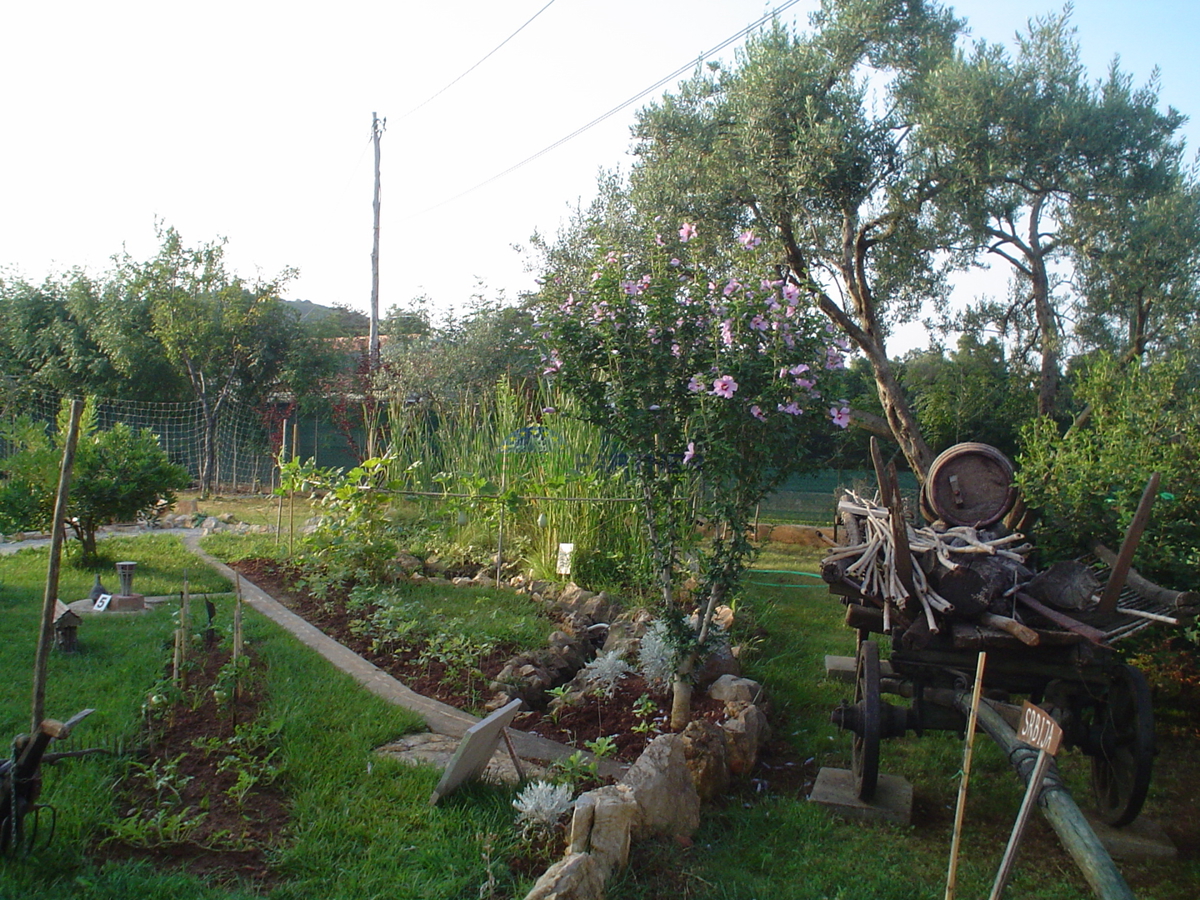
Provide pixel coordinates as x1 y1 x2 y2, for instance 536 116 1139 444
496 448 506 586
179 574 191 690
233 575 244 701
945 651 987 900
275 418 287 544
955 695 1134 900
31 398 84 733
369 111 385 369
290 421 298 555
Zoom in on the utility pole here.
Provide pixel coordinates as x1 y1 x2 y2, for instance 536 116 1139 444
369 111 385 369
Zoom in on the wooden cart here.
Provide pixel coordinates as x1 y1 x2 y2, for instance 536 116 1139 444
822 443 1197 828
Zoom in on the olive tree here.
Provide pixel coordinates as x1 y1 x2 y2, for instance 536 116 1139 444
630 0 962 480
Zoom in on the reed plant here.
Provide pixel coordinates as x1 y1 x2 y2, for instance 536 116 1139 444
386 379 650 591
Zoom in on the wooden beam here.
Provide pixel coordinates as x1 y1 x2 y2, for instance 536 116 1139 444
1098 474 1159 615
955 695 1135 900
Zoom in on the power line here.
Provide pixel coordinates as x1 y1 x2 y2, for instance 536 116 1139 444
396 0 559 123
404 0 806 220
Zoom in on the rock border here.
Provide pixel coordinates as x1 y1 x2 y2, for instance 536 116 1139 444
523 674 770 900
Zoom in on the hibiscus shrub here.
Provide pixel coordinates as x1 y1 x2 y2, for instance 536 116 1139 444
536 220 847 720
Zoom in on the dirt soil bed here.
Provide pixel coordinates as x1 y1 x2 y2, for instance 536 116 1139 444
94 647 288 889
228 558 735 764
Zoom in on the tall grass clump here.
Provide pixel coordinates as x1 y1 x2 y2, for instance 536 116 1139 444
387 379 650 592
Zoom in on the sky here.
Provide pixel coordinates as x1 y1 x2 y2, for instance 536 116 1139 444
2 0 1197 348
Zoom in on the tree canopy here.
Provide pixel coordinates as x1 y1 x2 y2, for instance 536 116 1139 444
595 0 1199 482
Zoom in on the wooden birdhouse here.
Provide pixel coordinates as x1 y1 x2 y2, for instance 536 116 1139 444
53 600 81 653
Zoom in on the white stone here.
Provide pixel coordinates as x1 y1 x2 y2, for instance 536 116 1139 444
619 734 700 839
523 852 605 900
708 674 764 704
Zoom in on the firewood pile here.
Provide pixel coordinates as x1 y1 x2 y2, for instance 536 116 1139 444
823 490 1197 651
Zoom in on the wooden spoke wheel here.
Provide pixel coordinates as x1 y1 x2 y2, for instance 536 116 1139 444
1090 664 1154 827
852 639 882 802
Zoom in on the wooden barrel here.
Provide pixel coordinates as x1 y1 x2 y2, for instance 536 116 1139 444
921 442 1016 527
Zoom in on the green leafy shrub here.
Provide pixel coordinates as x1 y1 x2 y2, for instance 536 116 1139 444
0 400 190 563
1017 353 1200 588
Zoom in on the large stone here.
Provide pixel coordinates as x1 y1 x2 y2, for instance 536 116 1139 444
721 701 771 775
557 582 597 610
620 734 701 840
523 852 606 900
600 610 652 657
579 591 614 623
393 552 424 575
708 675 764 706
679 719 730 803
694 642 742 688
568 784 637 878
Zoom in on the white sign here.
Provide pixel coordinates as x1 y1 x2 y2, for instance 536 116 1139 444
1017 701 1063 756
92 593 112 612
556 542 575 576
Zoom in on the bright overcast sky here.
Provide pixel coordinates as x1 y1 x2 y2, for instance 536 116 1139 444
2 0 1197 339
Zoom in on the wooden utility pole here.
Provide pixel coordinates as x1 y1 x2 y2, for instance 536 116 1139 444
31 398 84 733
369 111 386 369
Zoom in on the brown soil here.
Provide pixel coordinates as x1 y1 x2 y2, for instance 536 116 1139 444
227 558 741 764
94 648 288 889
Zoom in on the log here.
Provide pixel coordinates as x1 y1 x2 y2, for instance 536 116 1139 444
845 603 886 634
979 613 1040 647
1092 542 1200 610
954 695 1135 900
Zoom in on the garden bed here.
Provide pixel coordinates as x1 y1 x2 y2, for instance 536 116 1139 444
94 646 287 889
226 558 734 765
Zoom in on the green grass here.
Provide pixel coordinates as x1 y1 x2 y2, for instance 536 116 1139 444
4 535 1196 899
609 542 1200 900
0 536 542 900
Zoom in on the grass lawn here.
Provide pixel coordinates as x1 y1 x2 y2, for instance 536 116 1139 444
2 534 1196 898
0 535 542 899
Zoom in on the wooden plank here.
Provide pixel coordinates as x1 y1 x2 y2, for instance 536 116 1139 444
1015 592 1109 645
1092 541 1198 610
429 699 524 805
1098 474 1159 615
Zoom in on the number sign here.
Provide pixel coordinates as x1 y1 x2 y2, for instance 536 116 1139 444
1017 701 1063 756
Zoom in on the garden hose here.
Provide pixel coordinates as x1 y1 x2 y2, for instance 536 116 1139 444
747 569 825 588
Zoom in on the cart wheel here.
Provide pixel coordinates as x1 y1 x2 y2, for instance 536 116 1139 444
1091 664 1154 827
853 639 882 801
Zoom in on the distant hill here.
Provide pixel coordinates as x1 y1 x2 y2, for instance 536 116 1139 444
283 299 369 336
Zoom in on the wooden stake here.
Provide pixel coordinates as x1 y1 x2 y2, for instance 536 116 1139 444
275 418 287 544
179 575 191 690
31 398 83 733
945 651 987 900
290 421 298 555
233 576 244 701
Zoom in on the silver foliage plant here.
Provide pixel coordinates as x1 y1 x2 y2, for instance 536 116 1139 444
580 650 632 697
637 620 679 690
512 780 575 838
